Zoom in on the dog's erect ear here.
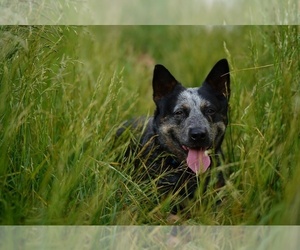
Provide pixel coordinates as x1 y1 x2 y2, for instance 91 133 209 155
204 59 230 100
152 64 181 102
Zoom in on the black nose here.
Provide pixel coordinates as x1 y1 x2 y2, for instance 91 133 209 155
189 127 207 141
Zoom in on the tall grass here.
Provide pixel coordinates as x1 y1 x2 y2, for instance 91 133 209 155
0 25 299 225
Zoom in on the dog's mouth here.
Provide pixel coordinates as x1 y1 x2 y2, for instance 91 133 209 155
182 146 211 174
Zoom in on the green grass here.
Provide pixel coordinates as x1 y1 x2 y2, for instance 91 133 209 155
0 25 299 225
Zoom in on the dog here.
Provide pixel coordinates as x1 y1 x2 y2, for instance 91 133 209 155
119 59 230 211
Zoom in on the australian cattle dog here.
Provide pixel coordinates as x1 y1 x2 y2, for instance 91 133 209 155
120 59 230 211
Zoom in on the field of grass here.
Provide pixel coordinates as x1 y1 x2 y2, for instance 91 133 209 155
0 25 299 225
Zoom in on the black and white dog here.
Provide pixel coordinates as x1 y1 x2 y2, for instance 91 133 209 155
120 59 230 208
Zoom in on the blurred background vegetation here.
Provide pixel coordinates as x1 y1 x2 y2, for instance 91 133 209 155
0 25 299 225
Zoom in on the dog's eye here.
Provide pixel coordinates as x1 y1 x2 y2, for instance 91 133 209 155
174 109 184 117
175 110 183 115
205 108 216 116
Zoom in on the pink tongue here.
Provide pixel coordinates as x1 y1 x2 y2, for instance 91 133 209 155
186 148 211 174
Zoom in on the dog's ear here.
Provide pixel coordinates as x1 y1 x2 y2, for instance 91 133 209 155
204 59 230 100
152 64 181 102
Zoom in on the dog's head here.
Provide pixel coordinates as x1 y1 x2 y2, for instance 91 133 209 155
152 59 230 174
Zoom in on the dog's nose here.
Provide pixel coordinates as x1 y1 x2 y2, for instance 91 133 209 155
189 127 207 141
